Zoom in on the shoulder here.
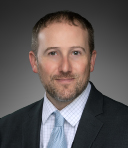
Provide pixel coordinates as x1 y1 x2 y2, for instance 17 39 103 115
0 99 43 147
103 95 128 116
89 81 128 115
0 99 43 127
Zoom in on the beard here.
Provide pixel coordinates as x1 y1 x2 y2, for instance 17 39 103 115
37 62 90 102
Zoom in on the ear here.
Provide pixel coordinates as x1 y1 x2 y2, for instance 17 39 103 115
90 50 97 72
29 51 38 73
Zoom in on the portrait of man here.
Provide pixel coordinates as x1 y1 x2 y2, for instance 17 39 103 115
0 9 128 148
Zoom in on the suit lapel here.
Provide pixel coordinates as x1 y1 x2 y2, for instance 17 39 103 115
22 99 43 148
72 82 104 148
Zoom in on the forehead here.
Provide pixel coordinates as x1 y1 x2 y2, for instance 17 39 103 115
38 22 89 48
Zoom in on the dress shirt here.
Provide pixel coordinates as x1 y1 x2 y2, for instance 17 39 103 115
40 82 91 148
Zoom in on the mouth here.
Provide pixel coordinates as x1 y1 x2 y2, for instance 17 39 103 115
55 78 75 84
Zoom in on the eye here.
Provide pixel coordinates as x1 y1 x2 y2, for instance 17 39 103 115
72 51 81 55
48 51 57 56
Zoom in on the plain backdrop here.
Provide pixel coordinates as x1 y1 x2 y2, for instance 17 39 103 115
0 0 128 118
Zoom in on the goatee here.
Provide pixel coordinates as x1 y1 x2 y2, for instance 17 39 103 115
39 70 90 102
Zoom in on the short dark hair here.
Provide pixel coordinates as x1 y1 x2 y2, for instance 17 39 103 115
31 10 94 56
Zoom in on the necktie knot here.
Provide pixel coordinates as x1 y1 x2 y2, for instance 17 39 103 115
54 110 64 127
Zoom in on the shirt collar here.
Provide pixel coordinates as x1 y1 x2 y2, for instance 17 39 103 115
42 82 91 126
42 93 57 125
60 82 91 126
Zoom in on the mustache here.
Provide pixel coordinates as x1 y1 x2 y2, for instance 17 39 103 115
51 72 78 80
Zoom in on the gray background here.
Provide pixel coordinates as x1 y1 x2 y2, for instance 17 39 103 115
0 1 128 118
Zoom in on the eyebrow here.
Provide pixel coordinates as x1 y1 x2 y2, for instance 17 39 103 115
44 47 60 54
44 46 86 54
70 46 86 52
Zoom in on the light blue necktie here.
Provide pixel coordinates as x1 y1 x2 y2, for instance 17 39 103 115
47 110 67 148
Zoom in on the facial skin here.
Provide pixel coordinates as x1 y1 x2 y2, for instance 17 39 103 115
29 22 96 110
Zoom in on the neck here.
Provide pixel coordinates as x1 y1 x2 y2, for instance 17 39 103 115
46 93 74 110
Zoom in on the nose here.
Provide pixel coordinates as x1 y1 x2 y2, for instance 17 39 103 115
58 56 72 73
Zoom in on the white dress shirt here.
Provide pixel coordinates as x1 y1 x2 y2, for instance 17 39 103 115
40 82 91 148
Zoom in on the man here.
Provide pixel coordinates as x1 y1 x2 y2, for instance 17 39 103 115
0 11 128 148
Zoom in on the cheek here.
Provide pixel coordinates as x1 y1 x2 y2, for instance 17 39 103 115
73 60 90 75
40 61 57 77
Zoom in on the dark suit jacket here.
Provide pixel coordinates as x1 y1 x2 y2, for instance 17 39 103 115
1 82 128 148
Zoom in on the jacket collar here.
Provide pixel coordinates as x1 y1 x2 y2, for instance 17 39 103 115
22 99 43 148
72 81 104 148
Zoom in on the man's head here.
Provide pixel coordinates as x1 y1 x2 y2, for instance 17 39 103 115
29 11 96 109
